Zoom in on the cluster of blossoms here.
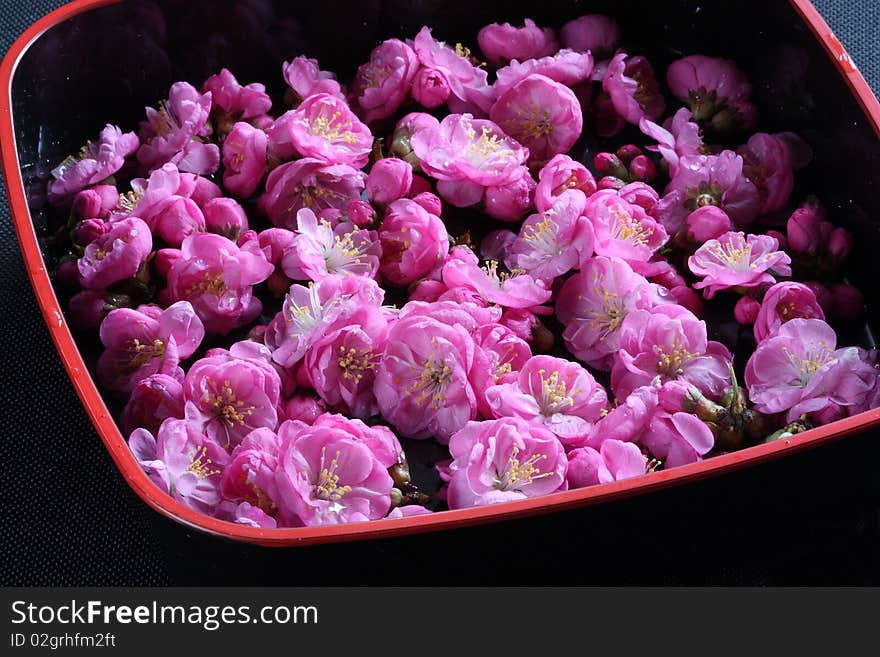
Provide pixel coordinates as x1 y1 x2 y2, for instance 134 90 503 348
48 13 880 529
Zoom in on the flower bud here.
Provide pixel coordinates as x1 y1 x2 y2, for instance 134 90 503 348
411 191 442 216
346 199 376 228
628 154 656 182
828 227 853 263
411 67 451 108
734 296 760 325
804 281 833 314
68 290 110 329
203 197 249 241
189 176 223 208
366 157 413 205
686 205 732 243
594 151 628 179
597 176 625 191
71 189 102 220
153 196 205 247
786 206 821 255
154 248 183 278
71 218 108 247
615 144 642 164
483 169 535 222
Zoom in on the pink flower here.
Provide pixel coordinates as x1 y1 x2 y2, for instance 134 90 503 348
685 205 732 243
366 158 413 206
112 162 180 221
264 274 386 368
222 122 267 199
202 68 272 121
584 189 668 264
483 167 536 221
688 231 791 299
494 49 594 98
97 301 203 394
274 415 395 526
639 108 702 177
280 394 327 424
203 197 249 241
470 323 532 417
485 355 607 446
446 417 567 508
280 93 372 167
378 198 449 285
477 19 557 65
642 410 715 468
72 185 119 220
164 233 273 335
219 427 281 516
410 113 528 207
129 418 229 514
351 39 419 124
137 82 219 175
754 282 825 342
555 256 655 370
282 56 344 103
786 202 829 256
603 53 665 125
490 74 582 166
612 304 732 400
121 374 184 437
737 133 794 214
411 67 452 108
48 124 138 205
559 15 620 58
281 209 380 281
535 154 597 212
412 27 495 115
183 343 282 450
506 190 593 283
260 158 366 229
441 255 552 309
566 439 647 488
302 305 389 419
398 295 501 333
582 384 659 449
734 296 761 325
150 196 205 247
374 314 478 442
745 318 878 422
667 55 757 131
658 151 762 233
78 217 152 290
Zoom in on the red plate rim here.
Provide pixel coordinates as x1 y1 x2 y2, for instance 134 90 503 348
2 0 879 547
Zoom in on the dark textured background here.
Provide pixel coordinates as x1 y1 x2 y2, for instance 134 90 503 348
1 0 879 586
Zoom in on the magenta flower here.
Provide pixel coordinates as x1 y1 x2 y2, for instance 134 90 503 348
685 205 731 243
282 56 344 103
566 439 647 488
264 274 385 368
97 301 204 394
688 231 791 299
411 67 452 108
535 154 597 212
222 122 267 199
282 209 380 281
506 191 593 284
150 195 205 247
274 415 394 526
603 52 665 125
280 394 327 425
281 93 372 168
470 322 532 417
78 217 152 290
477 19 557 65
639 108 703 177
121 374 185 437
442 254 552 309
365 157 413 206
412 27 495 115
48 124 138 205
379 198 449 286
202 68 272 121
483 166 536 222
612 304 732 400
737 132 794 215
494 49 594 98
642 410 714 468
745 318 878 421
485 354 607 447
658 151 762 233
559 15 620 58
398 294 501 333
446 417 567 508
183 343 282 450
581 384 659 449
112 162 180 221
754 282 825 343
584 189 668 264
164 232 274 335
219 427 282 517
351 38 419 124
667 55 757 131
410 113 528 207
203 197 249 241
137 82 219 175
129 418 229 514
374 314 478 442
490 74 582 166
260 158 366 229
555 256 655 370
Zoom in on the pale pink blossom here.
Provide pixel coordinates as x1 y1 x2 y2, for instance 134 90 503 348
282 56 344 103
535 154 597 212
688 231 791 299
351 38 419 124
281 209 380 281
584 189 668 264
477 19 557 65
279 93 372 167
